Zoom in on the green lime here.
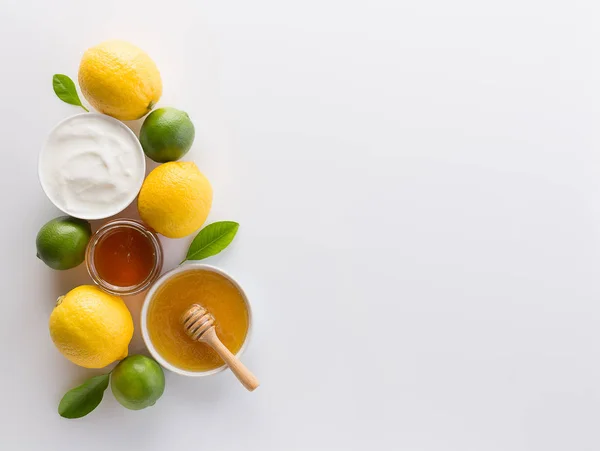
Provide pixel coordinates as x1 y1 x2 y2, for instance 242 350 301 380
36 216 91 270
111 355 165 410
139 107 195 162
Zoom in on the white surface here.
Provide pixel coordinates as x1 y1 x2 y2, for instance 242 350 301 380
1 1 599 450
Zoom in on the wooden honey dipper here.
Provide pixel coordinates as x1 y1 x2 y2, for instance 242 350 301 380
181 304 260 391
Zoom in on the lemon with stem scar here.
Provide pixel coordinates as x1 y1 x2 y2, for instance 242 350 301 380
49 285 133 369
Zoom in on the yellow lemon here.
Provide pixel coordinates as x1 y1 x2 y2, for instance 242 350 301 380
78 40 162 120
49 285 133 369
138 162 213 238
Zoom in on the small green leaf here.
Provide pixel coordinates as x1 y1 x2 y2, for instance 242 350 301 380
183 221 239 263
58 373 109 419
52 74 89 112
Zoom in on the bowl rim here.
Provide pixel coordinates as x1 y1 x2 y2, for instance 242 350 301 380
140 262 253 377
38 112 146 220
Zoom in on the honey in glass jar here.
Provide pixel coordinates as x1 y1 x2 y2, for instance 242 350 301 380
86 219 163 295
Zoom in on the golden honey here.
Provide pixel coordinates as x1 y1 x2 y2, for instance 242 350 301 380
147 269 249 371
94 227 155 287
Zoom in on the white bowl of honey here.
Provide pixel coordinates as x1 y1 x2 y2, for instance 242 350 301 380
140 263 252 377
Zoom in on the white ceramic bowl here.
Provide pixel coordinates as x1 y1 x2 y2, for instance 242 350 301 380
38 113 146 220
141 263 253 377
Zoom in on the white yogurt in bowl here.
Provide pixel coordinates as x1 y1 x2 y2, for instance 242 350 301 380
39 113 146 220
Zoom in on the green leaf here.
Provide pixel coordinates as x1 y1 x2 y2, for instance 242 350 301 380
52 74 89 112
58 373 109 419
183 221 240 263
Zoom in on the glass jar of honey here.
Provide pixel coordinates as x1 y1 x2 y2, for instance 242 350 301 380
86 219 163 295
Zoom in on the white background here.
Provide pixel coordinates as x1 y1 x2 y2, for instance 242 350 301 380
1 1 599 450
